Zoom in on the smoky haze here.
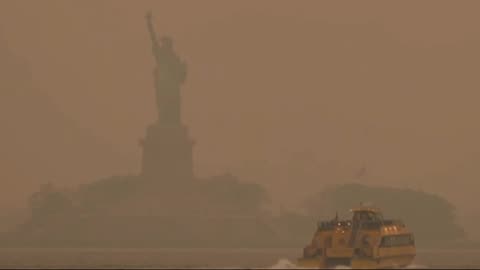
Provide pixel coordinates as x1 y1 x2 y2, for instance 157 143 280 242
1 0 480 241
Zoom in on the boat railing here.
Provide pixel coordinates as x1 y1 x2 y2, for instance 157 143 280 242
317 220 352 230
383 219 405 227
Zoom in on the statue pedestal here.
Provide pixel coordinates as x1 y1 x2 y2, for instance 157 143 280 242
140 122 194 182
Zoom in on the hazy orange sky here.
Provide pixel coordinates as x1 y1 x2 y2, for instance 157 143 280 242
1 0 480 220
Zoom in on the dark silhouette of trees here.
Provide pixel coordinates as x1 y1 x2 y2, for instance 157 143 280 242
28 183 74 224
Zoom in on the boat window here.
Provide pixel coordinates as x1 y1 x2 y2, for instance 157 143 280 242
380 234 414 247
373 212 384 222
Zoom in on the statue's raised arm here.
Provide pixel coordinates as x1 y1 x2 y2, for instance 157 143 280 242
145 11 159 49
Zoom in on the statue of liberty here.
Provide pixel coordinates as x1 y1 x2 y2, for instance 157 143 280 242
145 11 187 125
139 11 195 181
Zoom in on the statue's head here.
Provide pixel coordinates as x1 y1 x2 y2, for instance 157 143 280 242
160 36 173 49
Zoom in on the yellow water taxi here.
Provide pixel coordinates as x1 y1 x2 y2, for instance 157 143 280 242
297 206 416 269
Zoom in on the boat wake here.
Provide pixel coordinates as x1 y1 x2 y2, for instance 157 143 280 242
269 258 300 269
268 258 428 269
404 264 429 269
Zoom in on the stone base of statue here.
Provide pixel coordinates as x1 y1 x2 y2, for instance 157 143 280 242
140 122 194 181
